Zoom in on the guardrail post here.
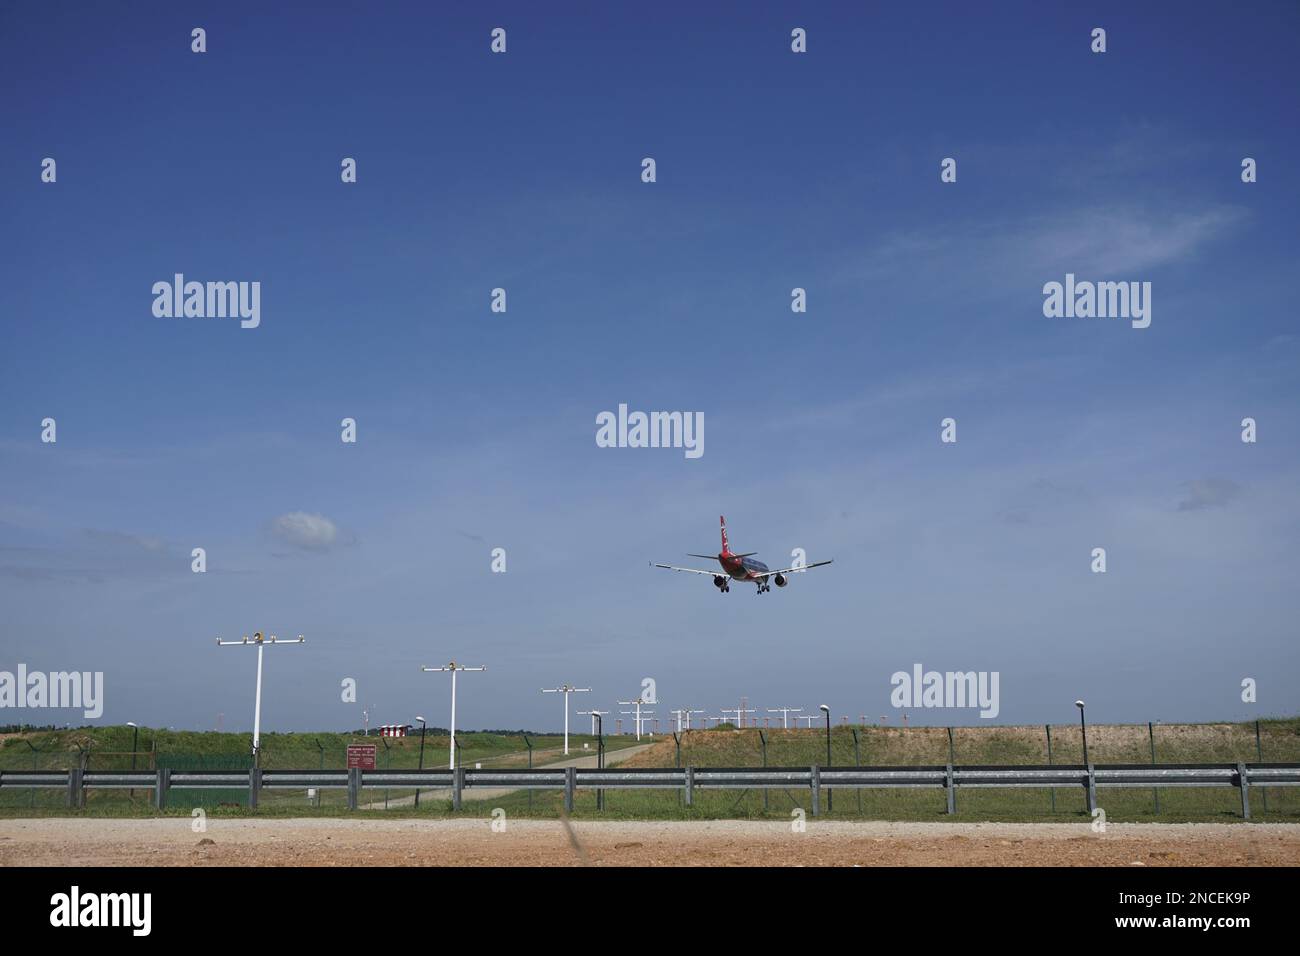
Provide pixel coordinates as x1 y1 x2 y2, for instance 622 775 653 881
684 766 694 807
248 767 262 811
67 767 83 809
453 766 465 811
347 767 360 810
1085 764 1096 814
155 768 170 810
946 764 956 814
811 765 821 817
1238 762 1251 820
564 766 575 812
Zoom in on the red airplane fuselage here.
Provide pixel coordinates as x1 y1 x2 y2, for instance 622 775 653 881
714 517 769 580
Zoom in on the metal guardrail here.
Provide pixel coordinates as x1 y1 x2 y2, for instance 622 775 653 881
3 763 1296 817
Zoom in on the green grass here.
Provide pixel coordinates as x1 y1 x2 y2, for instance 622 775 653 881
0 726 642 813
3 719 1297 822
0 726 642 772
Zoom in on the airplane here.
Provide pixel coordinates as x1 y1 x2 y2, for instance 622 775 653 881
652 516 833 594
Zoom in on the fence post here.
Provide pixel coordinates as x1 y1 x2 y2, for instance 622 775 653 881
811 765 821 817
67 767 83 809
684 765 694 807
1085 764 1096 814
347 767 360 810
1238 762 1251 821
1046 724 1055 813
1255 720 1267 814
564 766 575 813
248 767 262 811
453 766 465 811
945 764 956 814
852 729 862 814
155 768 170 810
1149 721 1159 815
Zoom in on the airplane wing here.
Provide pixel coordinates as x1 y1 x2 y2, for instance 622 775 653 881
754 559 833 578
651 562 719 575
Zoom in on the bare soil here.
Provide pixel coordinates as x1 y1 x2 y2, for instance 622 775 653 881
1 818 1296 867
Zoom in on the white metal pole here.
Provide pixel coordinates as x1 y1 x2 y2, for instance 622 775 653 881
421 662 486 773
544 686 591 755
578 709 607 736
619 699 645 741
216 633 305 765
252 642 264 756
449 667 458 770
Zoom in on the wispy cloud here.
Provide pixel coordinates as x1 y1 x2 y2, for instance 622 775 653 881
765 353 1083 433
82 529 166 552
0 527 178 583
845 203 1247 287
1017 205 1247 275
1177 479 1243 512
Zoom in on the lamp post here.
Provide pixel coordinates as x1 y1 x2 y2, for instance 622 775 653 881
414 715 428 808
215 631 305 767
420 661 486 770
578 709 609 736
820 704 832 812
1075 699 1089 766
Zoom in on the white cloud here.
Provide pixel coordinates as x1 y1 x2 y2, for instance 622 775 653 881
270 511 340 552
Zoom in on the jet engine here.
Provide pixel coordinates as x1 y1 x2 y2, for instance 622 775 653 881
773 574 788 588
713 575 727 589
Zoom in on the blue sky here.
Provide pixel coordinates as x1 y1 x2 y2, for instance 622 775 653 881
1 1 1297 734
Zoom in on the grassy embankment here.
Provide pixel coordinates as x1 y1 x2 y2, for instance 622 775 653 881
2 719 1296 822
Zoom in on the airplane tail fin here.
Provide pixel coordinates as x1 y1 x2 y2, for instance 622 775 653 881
720 515 729 555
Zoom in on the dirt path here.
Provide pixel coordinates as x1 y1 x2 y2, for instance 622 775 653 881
2 818 1296 867
360 743 657 810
